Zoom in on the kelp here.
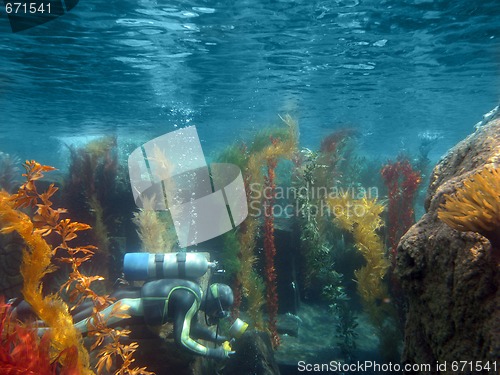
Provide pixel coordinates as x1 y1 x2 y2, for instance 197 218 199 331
235 216 265 329
328 194 389 314
246 115 298 190
0 162 91 374
64 136 119 279
132 195 177 253
263 156 280 348
380 157 421 266
0 160 154 375
314 128 359 193
216 115 298 335
0 296 81 375
131 142 179 254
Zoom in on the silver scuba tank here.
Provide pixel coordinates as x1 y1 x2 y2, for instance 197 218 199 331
123 252 216 281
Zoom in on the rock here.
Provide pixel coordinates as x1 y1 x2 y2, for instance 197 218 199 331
221 330 281 375
277 313 301 337
396 110 500 370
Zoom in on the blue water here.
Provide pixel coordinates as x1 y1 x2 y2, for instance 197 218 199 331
0 0 499 167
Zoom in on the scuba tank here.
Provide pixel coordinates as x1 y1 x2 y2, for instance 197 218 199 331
123 252 216 281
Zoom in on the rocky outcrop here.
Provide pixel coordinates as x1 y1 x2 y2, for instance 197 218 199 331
396 110 500 371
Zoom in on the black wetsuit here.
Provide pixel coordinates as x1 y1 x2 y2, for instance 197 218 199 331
11 279 226 357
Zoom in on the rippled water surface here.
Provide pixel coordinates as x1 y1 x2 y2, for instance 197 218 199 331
0 0 499 164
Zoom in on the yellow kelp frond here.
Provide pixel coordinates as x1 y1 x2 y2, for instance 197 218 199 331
247 114 299 157
237 216 265 328
89 194 110 274
132 194 177 253
216 116 299 327
246 115 299 184
217 143 249 169
327 194 389 307
2 160 154 375
328 193 355 230
261 114 299 161
245 271 266 330
0 191 92 374
357 198 385 231
438 166 500 246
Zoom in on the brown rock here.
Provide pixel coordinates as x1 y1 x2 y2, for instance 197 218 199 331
396 112 500 372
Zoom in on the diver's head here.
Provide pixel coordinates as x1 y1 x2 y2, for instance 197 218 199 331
203 283 234 322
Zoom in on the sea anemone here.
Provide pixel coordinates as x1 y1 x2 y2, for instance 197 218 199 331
438 166 500 248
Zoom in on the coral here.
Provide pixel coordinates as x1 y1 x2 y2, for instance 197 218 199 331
381 158 421 266
438 165 500 249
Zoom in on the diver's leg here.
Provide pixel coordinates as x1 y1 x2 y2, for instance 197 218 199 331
71 301 94 323
72 287 141 323
74 298 144 334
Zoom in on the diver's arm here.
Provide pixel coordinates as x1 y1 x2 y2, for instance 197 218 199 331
9 299 38 321
190 321 228 344
173 298 211 356
72 287 141 324
173 299 232 359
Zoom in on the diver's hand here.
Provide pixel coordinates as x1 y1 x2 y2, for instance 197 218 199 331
215 335 229 345
207 347 235 359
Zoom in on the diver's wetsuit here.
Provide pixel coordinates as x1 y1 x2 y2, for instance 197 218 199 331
13 279 226 358
77 279 225 357
139 278 219 356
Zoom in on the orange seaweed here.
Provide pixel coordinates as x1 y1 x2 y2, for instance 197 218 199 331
1 160 154 375
0 297 82 375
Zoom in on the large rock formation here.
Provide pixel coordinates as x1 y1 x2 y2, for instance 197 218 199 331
397 109 500 371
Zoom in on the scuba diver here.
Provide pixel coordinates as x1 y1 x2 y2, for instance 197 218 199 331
10 279 236 360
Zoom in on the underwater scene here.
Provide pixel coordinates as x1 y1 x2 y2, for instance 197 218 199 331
0 0 499 374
